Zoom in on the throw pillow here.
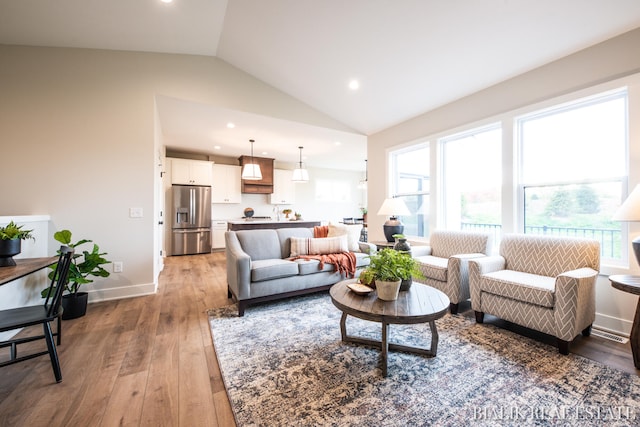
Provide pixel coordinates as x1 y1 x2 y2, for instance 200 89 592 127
328 223 362 252
290 235 349 257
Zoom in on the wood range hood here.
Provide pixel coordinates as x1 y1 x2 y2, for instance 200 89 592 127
238 156 274 194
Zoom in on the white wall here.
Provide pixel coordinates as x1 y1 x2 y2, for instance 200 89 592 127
0 45 358 303
367 27 640 335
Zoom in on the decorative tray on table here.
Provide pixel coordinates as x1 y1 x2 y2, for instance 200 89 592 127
347 282 374 295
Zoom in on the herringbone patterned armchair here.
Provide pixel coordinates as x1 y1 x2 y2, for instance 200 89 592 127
469 234 600 355
414 230 492 314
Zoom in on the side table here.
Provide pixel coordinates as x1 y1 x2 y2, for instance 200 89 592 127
609 274 640 369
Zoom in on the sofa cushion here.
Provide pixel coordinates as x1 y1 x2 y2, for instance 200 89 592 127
354 252 370 268
276 228 314 259
479 269 556 308
236 229 282 261
328 223 362 252
415 255 449 282
251 259 300 282
290 235 349 257
296 259 336 275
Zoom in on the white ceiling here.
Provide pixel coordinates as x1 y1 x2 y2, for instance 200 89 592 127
2 0 640 170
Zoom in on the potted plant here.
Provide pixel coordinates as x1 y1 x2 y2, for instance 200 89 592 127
358 268 375 288
42 229 111 319
282 208 292 219
0 221 34 267
360 207 368 223
367 248 423 300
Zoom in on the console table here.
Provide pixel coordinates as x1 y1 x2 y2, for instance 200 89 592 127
0 257 57 286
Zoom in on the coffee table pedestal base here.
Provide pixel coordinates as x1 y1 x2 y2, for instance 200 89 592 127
339 312 439 377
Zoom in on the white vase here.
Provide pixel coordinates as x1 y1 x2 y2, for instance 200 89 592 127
376 279 401 301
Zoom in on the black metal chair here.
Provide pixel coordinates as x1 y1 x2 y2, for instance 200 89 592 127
0 245 74 383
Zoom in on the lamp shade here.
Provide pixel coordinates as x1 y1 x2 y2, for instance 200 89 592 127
241 139 262 180
377 198 411 217
613 184 640 221
291 146 309 183
241 163 262 180
292 168 309 182
377 198 411 242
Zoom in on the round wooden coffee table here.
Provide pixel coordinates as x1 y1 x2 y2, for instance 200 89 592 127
329 278 450 377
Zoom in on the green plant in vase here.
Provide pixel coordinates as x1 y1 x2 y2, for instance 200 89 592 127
0 221 35 267
42 229 111 319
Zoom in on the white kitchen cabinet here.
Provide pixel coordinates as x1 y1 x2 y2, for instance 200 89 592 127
211 164 242 203
212 220 228 250
171 158 213 186
270 169 295 205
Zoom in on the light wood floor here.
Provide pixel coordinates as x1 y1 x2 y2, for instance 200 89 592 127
0 252 236 427
0 252 638 426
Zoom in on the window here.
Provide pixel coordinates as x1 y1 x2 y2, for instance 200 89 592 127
441 124 502 244
517 89 627 262
390 144 429 237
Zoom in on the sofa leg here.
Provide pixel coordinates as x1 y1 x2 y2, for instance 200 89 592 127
238 301 247 317
474 311 484 323
557 339 570 355
449 303 459 315
582 324 592 337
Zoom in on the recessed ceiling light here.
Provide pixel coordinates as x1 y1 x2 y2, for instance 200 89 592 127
261 151 268 155
160 0 173 3
348 80 360 90
214 145 221 150
334 141 342 146
226 122 235 129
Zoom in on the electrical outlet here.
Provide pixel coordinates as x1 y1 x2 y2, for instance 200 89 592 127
129 207 143 218
113 261 123 273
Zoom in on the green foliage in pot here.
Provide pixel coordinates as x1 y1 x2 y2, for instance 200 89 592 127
0 221 34 241
358 268 375 286
42 229 111 297
367 248 423 282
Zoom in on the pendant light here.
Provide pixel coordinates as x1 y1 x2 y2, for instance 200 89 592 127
358 159 368 190
292 146 309 183
241 139 262 180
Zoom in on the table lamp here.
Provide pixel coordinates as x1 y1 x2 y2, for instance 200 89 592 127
377 198 411 242
613 184 640 266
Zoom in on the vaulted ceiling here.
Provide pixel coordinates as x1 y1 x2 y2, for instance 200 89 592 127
2 0 640 170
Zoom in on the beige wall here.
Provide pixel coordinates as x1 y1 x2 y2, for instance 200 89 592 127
0 45 355 301
367 27 640 335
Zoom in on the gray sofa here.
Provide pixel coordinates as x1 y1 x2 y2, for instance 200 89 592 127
225 227 375 316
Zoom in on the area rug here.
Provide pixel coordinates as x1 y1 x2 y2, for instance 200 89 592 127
208 293 640 426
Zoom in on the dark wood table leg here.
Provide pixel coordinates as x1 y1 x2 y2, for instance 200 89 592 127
428 320 439 355
381 321 389 377
632 301 640 369
339 312 348 342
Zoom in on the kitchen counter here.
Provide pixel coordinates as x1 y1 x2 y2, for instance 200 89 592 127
227 219 321 231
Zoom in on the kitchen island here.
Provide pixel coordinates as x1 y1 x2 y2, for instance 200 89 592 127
227 219 321 231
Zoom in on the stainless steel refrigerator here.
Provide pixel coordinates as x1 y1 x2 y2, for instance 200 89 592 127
171 185 212 256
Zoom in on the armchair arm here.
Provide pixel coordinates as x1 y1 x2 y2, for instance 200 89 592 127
468 255 506 311
224 231 252 300
357 241 377 255
553 267 599 341
446 253 488 303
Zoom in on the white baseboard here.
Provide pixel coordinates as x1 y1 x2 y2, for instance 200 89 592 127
86 282 158 303
594 312 633 337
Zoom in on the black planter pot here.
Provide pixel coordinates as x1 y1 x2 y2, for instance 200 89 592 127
62 292 88 320
0 239 21 267
400 277 412 292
